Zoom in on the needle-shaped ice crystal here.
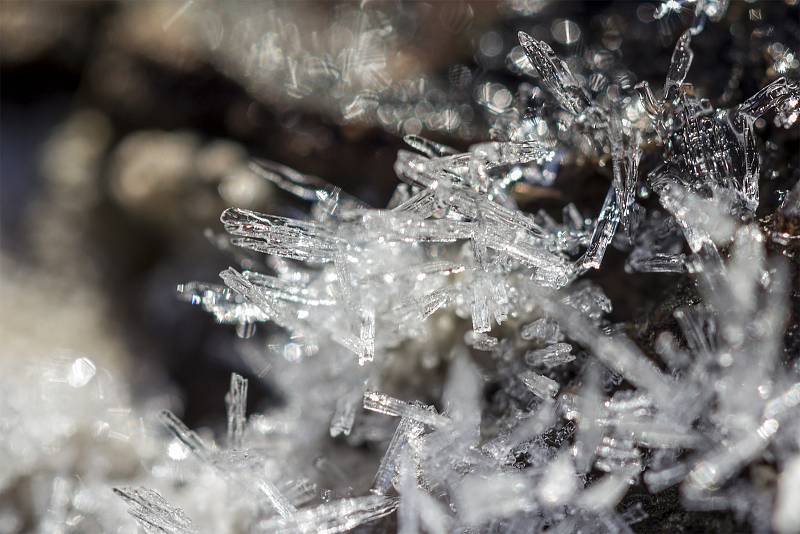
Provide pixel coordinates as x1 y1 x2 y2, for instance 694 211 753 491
665 31 693 103
403 134 459 158
159 410 211 463
518 31 591 115
113 487 197 534
226 373 248 449
363 391 451 429
371 416 424 495
254 495 398 534
222 208 340 263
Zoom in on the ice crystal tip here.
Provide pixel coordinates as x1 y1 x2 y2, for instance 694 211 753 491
517 31 591 115
666 30 694 95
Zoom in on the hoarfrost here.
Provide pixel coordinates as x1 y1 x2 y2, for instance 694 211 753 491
8 10 797 534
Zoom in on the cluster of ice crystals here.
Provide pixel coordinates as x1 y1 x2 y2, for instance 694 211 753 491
4 6 798 533
163 23 800 533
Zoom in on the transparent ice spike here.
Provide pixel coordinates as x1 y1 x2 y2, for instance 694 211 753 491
371 416 424 495
363 391 451 429
113 486 197 534
518 31 591 116
226 373 248 449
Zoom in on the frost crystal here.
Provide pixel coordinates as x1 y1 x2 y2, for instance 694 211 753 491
6 5 797 534
226 373 248 449
113 487 197 534
160 20 798 533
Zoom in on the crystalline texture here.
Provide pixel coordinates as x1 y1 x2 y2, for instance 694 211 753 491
519 370 560 399
113 487 197 534
226 373 248 449
371 416 424 495
159 410 211 463
330 386 363 437
525 343 574 368
520 318 562 344
254 495 398 534
518 31 591 116
665 31 693 103
363 391 451 429
137 15 800 534
221 208 339 263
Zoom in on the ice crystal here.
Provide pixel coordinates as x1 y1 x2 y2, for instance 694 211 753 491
162 22 797 532
4 4 798 534
114 487 197 534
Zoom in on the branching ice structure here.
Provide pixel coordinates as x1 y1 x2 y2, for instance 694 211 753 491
168 24 800 533
2 6 798 534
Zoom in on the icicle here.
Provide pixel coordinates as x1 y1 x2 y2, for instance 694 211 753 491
471 276 493 333
736 77 795 120
221 208 340 263
469 141 554 189
358 308 375 366
627 252 686 273
573 364 604 474
257 477 299 520
249 159 367 212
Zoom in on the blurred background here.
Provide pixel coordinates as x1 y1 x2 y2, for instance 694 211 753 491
2 0 798 432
